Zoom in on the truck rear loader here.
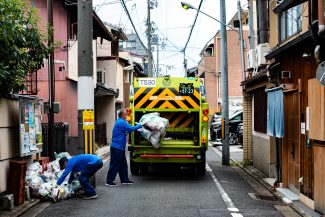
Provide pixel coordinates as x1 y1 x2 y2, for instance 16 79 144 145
127 77 209 176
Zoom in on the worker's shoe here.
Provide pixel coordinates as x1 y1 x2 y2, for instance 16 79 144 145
121 180 134 185
105 182 117 187
82 194 98 200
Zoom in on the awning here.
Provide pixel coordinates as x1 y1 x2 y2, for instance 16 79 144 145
241 70 268 87
273 0 309 14
95 84 116 97
265 31 312 60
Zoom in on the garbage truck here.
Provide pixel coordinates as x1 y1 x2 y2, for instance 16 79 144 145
127 77 209 176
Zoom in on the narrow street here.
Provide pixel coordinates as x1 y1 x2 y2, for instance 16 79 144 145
25 146 299 217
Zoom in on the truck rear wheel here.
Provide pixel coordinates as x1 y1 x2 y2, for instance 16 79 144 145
196 152 206 176
139 164 149 175
130 160 140 175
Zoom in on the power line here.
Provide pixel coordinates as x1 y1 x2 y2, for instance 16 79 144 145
182 0 204 52
156 29 182 52
120 0 149 52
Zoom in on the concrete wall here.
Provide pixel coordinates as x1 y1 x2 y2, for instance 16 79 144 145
0 98 22 192
252 133 276 178
251 94 275 177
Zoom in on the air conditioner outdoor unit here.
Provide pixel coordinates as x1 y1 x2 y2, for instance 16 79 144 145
247 49 257 69
256 43 270 67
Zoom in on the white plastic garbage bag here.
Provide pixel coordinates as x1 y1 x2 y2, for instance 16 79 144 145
138 113 169 148
25 152 81 201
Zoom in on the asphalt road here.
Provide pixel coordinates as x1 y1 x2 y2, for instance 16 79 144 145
33 147 297 217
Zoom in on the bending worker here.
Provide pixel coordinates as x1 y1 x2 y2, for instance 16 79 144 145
57 154 103 200
106 109 142 186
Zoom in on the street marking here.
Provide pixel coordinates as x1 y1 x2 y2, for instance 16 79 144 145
206 157 243 216
228 208 239 212
231 213 244 217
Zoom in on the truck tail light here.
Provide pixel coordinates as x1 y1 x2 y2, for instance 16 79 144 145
202 108 209 116
126 116 132 123
126 108 132 115
202 116 209 122
202 136 206 143
126 108 132 123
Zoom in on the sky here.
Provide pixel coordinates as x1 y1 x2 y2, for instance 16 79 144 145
93 0 248 77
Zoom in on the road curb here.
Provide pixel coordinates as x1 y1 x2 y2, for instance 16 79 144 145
213 145 311 217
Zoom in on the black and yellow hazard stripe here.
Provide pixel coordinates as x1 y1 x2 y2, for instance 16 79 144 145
160 112 194 128
84 129 94 154
134 87 200 109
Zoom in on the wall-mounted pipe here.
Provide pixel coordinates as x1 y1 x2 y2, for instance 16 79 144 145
318 0 325 36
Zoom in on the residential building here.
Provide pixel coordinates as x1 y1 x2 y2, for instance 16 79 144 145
119 33 148 75
198 9 253 115
242 0 325 213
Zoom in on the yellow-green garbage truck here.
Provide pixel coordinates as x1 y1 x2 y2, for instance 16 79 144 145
127 77 209 176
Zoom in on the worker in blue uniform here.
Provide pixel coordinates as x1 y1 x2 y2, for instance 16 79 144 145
106 109 142 186
57 154 103 199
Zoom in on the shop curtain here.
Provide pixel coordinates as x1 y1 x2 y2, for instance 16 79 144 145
266 87 284 138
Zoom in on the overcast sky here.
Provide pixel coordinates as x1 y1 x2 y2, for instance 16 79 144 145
94 0 248 77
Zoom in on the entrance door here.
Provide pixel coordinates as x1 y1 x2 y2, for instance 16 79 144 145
283 91 300 194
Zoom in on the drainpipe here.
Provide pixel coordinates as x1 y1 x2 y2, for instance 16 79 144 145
318 0 325 37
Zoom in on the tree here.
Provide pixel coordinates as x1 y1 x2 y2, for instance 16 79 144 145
0 0 52 95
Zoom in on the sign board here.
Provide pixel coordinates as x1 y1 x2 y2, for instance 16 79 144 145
83 110 94 130
138 78 156 87
19 96 43 157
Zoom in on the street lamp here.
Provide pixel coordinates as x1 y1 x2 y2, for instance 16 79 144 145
180 1 246 81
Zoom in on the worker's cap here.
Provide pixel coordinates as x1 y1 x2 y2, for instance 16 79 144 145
59 156 68 170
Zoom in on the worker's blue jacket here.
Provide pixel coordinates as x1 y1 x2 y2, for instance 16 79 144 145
111 118 142 151
57 154 101 185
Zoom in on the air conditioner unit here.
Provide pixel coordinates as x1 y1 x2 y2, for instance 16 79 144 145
97 70 105 84
247 49 257 69
256 43 270 67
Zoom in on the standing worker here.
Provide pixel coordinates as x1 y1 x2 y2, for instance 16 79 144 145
106 109 142 186
57 154 103 199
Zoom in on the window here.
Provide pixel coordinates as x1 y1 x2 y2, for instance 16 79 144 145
254 87 267 133
232 113 243 121
97 71 105 84
126 40 136 49
119 41 124 49
279 4 302 41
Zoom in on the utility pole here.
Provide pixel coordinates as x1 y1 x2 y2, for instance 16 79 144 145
237 0 246 81
248 0 255 49
78 0 95 157
183 52 187 77
147 0 153 77
47 0 55 159
256 0 268 44
220 0 230 165
156 43 159 77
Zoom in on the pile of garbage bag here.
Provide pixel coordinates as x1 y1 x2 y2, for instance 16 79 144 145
138 112 169 148
25 152 81 202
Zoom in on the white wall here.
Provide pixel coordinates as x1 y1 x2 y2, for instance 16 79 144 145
97 38 112 57
97 59 117 90
116 63 124 104
68 40 97 87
